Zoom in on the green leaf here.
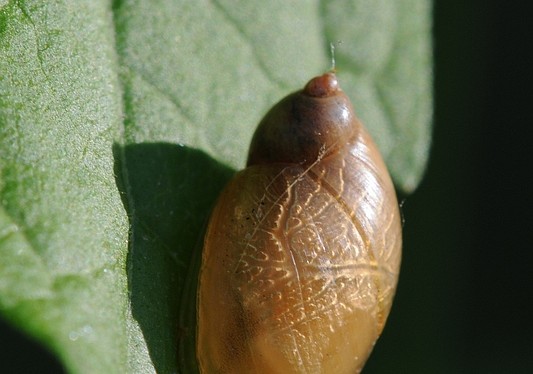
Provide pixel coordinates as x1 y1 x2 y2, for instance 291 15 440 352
0 1 432 373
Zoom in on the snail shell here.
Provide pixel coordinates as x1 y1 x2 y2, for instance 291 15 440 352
197 72 402 373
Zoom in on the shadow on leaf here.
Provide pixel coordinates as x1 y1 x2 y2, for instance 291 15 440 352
113 142 233 373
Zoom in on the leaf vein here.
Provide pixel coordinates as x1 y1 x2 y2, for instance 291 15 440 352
15 1 50 84
209 0 287 89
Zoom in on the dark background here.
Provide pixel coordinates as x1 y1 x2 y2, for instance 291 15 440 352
1 1 532 372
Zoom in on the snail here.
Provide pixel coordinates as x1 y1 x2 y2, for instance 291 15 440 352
196 71 402 373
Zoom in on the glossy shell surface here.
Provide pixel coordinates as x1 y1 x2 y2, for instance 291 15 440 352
197 73 402 373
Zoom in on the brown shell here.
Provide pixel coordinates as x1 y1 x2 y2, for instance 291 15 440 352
197 72 402 373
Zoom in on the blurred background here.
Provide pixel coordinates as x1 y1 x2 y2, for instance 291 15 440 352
1 0 532 372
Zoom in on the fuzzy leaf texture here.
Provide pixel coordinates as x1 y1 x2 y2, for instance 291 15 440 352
0 0 432 373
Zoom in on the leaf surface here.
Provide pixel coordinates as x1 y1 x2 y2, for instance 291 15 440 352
0 1 432 372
